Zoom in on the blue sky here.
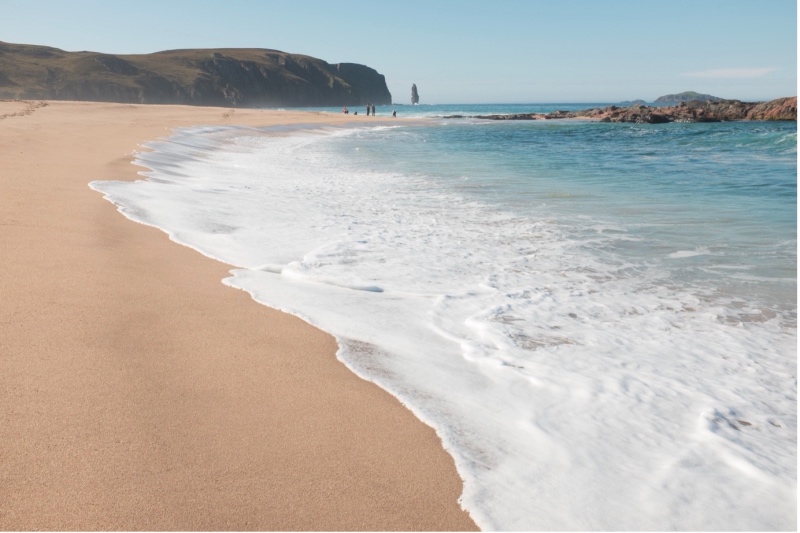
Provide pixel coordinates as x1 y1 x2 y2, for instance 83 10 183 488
1 0 796 103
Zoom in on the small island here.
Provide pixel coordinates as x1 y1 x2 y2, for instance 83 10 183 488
653 91 722 104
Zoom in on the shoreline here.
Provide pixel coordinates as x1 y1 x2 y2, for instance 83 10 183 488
0 100 477 530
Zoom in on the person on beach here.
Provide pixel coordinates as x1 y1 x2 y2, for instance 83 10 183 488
366 104 370 116
392 110 396 118
343 106 348 114
371 104 376 116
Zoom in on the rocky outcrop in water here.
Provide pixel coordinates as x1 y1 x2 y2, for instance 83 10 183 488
471 97 797 123
578 97 797 123
744 97 799 120
0 41 392 107
411 83 419 105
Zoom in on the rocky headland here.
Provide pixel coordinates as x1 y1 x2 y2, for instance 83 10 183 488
467 97 797 123
0 41 392 107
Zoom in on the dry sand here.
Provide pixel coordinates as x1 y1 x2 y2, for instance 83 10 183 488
0 100 477 531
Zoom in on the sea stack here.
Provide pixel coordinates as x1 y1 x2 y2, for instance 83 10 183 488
411 83 419 105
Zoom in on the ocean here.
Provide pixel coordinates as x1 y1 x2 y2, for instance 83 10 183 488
91 104 797 530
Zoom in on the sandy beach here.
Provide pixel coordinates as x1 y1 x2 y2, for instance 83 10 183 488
0 100 477 531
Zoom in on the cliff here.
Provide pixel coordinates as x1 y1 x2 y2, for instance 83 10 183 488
470 97 797 123
0 41 392 107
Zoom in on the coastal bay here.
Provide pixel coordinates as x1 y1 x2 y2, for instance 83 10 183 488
2 99 795 530
2 2 795 529
0 100 476 531
89 104 796 530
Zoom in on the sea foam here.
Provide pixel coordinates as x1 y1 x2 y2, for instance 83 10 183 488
91 120 796 530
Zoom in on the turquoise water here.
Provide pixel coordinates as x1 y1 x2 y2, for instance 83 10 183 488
318 112 798 324
300 102 615 117
93 106 797 529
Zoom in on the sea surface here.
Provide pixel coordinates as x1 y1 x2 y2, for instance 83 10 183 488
91 104 797 530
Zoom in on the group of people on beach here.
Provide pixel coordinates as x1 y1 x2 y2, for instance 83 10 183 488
342 104 396 118
342 104 397 118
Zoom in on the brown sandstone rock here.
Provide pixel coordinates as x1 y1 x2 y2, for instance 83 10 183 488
745 96 797 120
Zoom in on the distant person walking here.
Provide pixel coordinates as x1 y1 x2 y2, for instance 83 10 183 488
366 104 370 116
371 104 376 116
392 110 396 118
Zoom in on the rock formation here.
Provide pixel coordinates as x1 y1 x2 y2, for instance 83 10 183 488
411 84 419 105
744 97 798 120
471 97 797 123
0 41 392 107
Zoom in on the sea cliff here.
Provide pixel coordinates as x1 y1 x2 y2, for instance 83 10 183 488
0 41 392 107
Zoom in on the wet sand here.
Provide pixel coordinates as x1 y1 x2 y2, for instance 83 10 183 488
0 100 477 531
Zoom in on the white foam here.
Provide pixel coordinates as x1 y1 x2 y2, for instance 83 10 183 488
90 124 797 530
669 248 709 258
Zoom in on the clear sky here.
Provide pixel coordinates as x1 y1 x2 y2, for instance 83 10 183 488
1 0 796 103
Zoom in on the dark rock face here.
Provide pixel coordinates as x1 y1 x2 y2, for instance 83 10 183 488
411 83 419 105
0 41 392 107
472 97 797 123
335 63 391 106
